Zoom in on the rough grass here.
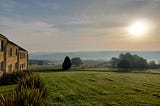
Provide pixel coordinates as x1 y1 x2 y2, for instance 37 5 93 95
35 69 160 106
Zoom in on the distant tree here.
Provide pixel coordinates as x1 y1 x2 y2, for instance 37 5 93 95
147 61 160 69
110 57 119 68
38 60 44 65
29 60 50 66
119 53 147 68
117 59 130 68
71 57 83 67
148 61 157 69
109 52 147 69
158 61 160 68
62 56 72 70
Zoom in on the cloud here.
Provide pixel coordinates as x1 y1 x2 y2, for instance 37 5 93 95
0 0 16 12
0 17 60 51
0 0 160 52
38 2 60 10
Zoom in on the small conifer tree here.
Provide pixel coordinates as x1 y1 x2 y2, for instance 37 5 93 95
62 56 72 70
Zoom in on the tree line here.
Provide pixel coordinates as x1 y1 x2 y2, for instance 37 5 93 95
62 53 160 70
110 52 160 69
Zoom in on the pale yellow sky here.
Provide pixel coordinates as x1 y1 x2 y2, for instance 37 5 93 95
0 0 160 52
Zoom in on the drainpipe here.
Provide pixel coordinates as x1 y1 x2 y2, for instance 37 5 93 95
17 48 19 71
4 40 7 73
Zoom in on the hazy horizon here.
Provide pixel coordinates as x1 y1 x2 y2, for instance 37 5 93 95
29 51 160 63
0 0 160 52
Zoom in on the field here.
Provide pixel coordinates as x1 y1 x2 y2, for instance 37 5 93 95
1 69 160 105
38 69 160 106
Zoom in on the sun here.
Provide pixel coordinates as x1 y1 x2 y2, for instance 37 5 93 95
128 21 148 37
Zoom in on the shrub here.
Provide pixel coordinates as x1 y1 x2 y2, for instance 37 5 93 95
0 71 51 105
117 60 130 68
0 75 50 106
16 75 48 97
62 56 72 70
0 88 50 106
71 57 83 67
0 70 32 85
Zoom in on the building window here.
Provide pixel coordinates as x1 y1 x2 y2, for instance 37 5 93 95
0 62 1 71
20 64 23 70
15 62 18 70
20 53 25 59
0 62 3 71
22 64 24 69
15 49 18 56
8 64 12 72
9 48 12 56
20 64 21 71
0 40 4 51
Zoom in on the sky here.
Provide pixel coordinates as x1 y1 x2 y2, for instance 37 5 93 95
0 0 160 52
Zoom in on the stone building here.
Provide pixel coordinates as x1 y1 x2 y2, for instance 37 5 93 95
0 34 28 74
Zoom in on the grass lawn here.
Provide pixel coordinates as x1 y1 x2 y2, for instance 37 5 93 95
0 85 15 96
35 70 160 106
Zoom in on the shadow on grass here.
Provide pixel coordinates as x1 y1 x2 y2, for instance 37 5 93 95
114 68 149 73
31 67 152 74
31 68 62 73
31 68 114 73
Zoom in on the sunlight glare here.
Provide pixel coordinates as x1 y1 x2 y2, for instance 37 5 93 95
128 21 148 38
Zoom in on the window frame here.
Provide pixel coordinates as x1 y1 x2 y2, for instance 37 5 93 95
8 64 12 72
8 47 12 57
15 62 18 70
0 61 3 71
0 40 4 51
15 49 18 56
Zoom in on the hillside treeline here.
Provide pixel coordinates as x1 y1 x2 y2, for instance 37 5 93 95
110 53 160 69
